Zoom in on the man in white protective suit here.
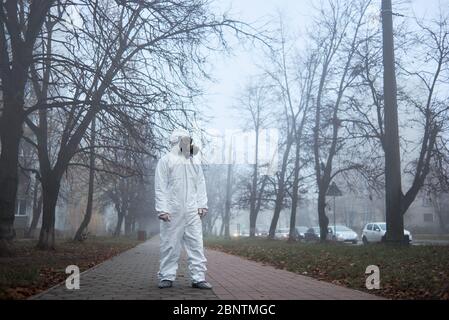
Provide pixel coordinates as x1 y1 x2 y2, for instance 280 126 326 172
154 128 212 290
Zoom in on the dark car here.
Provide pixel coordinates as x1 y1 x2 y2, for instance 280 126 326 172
305 226 333 242
274 228 290 240
295 226 309 241
304 227 321 242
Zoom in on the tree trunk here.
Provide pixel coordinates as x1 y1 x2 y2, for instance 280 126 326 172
0 102 23 255
254 176 267 235
124 213 132 236
382 0 405 243
212 212 220 235
25 184 43 239
131 217 136 234
268 168 286 239
219 217 225 237
249 127 260 238
436 206 447 234
114 201 125 238
268 137 293 239
114 213 124 237
74 118 96 241
268 184 285 239
318 189 329 243
37 175 61 250
431 195 447 234
249 180 258 238
125 217 131 236
224 164 233 239
289 144 301 242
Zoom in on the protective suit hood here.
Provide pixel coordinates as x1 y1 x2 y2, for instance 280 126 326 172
169 128 200 156
169 128 190 146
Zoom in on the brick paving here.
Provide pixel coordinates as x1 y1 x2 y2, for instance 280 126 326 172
206 250 383 300
31 236 384 300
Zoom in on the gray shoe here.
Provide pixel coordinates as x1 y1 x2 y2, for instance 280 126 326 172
192 281 213 290
158 280 173 289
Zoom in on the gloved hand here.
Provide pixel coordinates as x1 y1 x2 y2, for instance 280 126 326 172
198 208 208 219
159 212 171 222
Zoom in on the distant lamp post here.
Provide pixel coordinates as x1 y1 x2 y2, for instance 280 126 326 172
327 182 343 241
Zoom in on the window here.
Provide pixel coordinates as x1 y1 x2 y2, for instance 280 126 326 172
422 196 432 207
367 224 373 231
373 224 381 232
15 199 27 216
424 214 434 223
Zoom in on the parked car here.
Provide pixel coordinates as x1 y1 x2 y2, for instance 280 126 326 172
295 226 309 241
361 222 412 244
241 230 250 237
232 230 250 238
328 225 358 244
275 228 290 240
256 229 269 237
304 227 321 242
305 226 335 242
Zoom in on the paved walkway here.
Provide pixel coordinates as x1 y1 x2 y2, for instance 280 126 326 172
31 236 383 300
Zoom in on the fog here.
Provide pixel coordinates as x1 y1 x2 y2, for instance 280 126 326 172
1 0 448 249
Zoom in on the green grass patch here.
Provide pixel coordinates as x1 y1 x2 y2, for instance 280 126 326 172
414 234 449 241
205 237 449 300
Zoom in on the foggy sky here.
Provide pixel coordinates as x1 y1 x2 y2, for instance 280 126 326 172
201 0 447 132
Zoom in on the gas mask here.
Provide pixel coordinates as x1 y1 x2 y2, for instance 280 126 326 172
179 136 199 158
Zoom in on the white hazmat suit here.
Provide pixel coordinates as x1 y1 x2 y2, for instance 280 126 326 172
155 129 208 284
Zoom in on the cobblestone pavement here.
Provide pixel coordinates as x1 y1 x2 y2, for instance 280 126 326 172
31 236 383 300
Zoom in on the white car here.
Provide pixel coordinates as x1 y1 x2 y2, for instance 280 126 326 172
362 222 412 244
329 225 359 244
275 228 290 240
232 230 250 238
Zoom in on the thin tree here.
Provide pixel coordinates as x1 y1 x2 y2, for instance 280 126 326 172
73 116 96 241
311 0 371 242
237 80 272 237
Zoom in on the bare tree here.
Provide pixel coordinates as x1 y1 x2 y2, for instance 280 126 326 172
352 4 449 241
287 52 318 242
24 0 247 249
0 0 55 254
260 18 319 240
265 67 296 239
396 12 449 218
237 79 272 237
311 0 371 242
